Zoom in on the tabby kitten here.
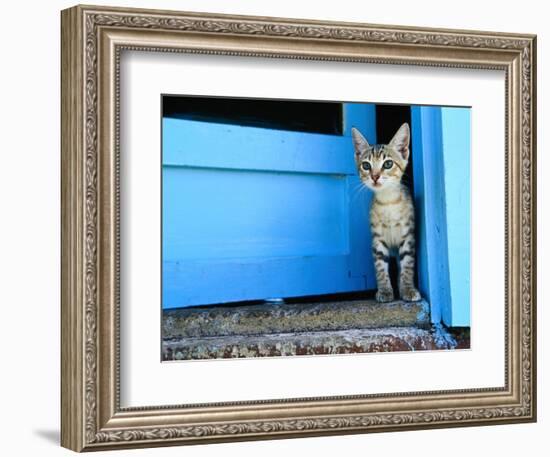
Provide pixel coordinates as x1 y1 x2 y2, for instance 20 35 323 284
351 123 421 303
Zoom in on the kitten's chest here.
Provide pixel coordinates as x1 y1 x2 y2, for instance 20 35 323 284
372 203 406 247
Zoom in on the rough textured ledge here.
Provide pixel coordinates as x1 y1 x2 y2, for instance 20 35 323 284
163 298 430 339
162 325 457 361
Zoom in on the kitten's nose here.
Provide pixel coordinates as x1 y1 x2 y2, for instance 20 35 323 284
372 174 380 183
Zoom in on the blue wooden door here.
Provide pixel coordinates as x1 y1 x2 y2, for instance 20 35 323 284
162 104 377 309
411 105 471 327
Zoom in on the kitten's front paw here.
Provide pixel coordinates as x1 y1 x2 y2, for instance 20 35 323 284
401 287 421 302
376 288 394 303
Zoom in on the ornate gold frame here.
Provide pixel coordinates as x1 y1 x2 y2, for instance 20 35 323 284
61 4 537 452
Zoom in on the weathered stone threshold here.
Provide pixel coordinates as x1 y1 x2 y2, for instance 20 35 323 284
164 298 430 338
162 298 462 361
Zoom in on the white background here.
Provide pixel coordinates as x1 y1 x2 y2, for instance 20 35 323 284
122 53 504 406
0 0 546 456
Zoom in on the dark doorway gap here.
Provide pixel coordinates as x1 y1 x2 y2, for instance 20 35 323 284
162 95 343 135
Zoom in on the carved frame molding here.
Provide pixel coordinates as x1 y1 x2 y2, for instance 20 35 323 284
61 5 536 451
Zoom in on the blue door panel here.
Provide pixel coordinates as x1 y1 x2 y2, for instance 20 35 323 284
162 109 376 309
411 106 447 324
163 118 356 175
162 167 349 261
163 255 365 308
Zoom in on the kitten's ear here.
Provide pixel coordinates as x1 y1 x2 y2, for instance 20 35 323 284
351 127 370 159
389 123 410 160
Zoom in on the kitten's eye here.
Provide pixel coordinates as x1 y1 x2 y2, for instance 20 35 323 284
361 162 371 171
383 160 393 169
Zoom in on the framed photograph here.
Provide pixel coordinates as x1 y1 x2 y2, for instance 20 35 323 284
61 4 536 451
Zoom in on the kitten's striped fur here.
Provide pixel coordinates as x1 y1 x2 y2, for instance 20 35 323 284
352 123 421 303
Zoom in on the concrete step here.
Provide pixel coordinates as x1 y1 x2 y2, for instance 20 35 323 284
163 298 430 339
162 325 457 361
